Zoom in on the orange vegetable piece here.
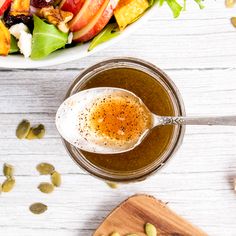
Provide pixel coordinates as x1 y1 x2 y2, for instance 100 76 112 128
114 0 149 30
0 20 10 56
10 0 30 16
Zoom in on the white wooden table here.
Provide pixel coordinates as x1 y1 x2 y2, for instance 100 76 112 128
0 2 236 236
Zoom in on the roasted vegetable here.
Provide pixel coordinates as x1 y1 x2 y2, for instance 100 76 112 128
114 0 149 30
10 0 30 16
0 20 11 56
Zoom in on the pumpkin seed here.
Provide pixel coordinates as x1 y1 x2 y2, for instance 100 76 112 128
110 232 120 236
126 234 139 236
145 223 157 236
26 124 45 139
16 119 30 139
231 17 236 28
225 0 236 7
29 202 47 214
38 182 54 193
36 163 55 175
26 128 37 140
51 171 61 187
106 182 118 189
32 124 45 139
2 178 15 192
3 163 14 177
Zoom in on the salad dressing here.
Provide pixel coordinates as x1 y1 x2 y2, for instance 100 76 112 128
88 92 152 143
79 67 176 172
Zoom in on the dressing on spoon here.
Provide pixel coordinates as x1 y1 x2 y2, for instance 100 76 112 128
56 87 236 154
56 88 153 154
86 91 152 144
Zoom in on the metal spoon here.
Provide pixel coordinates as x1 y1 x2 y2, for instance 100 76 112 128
56 87 236 154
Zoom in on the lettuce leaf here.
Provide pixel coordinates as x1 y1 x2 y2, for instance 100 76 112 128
150 0 205 18
31 15 68 60
165 0 183 18
10 35 19 54
183 0 186 10
149 0 158 6
194 0 205 9
88 23 120 51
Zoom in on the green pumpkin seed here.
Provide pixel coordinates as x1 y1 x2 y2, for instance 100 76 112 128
32 124 45 139
26 124 45 139
16 119 30 139
2 178 15 192
145 223 157 236
26 128 37 140
38 182 54 193
36 163 55 175
106 182 118 189
51 171 61 187
225 0 236 7
231 17 236 28
29 202 47 214
110 232 120 236
3 163 14 177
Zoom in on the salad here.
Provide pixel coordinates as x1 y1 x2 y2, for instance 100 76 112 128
0 0 204 60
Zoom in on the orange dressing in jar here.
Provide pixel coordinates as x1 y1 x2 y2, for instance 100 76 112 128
79 67 176 172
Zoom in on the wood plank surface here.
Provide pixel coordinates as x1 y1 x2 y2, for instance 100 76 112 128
0 1 236 236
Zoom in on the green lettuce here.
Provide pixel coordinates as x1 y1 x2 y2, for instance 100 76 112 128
149 0 158 6
194 0 205 9
150 0 204 18
88 23 120 51
31 15 68 60
10 35 19 54
165 0 183 18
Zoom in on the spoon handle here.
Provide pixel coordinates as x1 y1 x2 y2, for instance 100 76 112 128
158 116 236 126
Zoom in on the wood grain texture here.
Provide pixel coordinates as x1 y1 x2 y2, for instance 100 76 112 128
0 1 236 236
94 195 207 236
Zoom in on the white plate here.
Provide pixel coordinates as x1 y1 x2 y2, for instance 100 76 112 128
0 4 157 68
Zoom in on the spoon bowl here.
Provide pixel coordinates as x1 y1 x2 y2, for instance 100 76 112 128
56 87 236 154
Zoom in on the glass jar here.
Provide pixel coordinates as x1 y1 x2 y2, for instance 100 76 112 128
62 57 186 183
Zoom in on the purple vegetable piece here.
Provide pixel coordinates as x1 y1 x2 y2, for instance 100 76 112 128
4 14 33 30
30 0 54 8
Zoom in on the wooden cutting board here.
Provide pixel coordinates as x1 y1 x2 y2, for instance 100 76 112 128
94 194 208 236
